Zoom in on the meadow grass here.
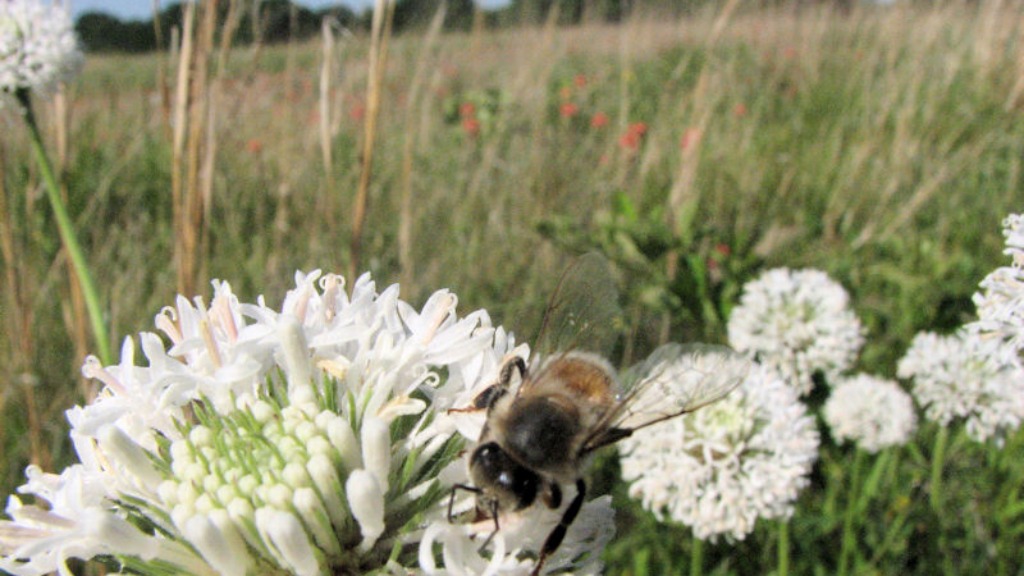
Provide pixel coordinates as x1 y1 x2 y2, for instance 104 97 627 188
2 2 1023 573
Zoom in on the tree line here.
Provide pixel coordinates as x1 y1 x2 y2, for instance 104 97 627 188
75 0 773 53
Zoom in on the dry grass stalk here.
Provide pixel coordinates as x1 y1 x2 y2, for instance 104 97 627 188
170 1 219 296
399 3 447 287
170 3 195 295
153 0 171 132
51 88 94 401
286 3 299 103
191 1 218 289
200 0 242 285
319 19 338 203
217 0 243 73
656 2 735 344
0 154 23 466
248 1 266 66
0 153 49 471
350 0 396 282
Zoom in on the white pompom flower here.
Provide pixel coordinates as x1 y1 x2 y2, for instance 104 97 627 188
898 330 1024 444
0 271 614 575
0 0 83 109
618 355 819 542
970 213 1024 357
727 268 864 395
824 374 917 453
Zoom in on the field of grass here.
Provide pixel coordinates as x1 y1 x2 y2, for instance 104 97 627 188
2 1 1024 574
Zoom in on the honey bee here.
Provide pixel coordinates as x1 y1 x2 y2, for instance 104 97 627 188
448 254 749 575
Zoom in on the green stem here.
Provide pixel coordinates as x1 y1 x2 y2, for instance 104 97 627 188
777 520 790 576
929 426 949 512
18 89 113 365
838 449 865 576
690 534 703 576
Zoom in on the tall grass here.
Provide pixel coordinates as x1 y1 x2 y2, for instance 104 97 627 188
1 2 1023 573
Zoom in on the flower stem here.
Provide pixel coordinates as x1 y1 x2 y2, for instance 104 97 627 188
690 534 703 576
777 520 790 576
838 448 865 576
929 426 949 512
18 89 112 365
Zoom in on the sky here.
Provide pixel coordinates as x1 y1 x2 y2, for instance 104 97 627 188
70 0 510 20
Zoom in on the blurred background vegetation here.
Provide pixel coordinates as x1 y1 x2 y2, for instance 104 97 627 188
3 0 1024 573
73 0 863 53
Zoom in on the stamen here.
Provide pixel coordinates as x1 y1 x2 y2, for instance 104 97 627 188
319 274 344 322
421 293 457 345
200 318 223 370
80 356 127 396
155 306 183 344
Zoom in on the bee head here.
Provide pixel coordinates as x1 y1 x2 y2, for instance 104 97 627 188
469 442 539 512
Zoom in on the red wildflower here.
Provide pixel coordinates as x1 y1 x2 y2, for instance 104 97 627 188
462 116 480 137
619 122 649 151
560 102 579 118
733 103 748 118
459 102 476 119
246 139 263 155
349 103 366 122
591 111 609 128
574 74 587 88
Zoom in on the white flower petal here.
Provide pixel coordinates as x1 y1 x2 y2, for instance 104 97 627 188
255 508 322 576
346 470 385 552
183 512 251 576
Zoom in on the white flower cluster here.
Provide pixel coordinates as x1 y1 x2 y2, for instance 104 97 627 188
897 330 1024 444
0 271 613 575
618 354 819 542
971 213 1024 355
0 0 83 108
824 374 916 453
727 268 864 395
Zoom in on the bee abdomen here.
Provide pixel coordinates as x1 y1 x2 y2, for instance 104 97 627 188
504 396 579 473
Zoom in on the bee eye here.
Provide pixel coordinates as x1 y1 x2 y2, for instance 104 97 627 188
470 442 505 472
470 442 539 510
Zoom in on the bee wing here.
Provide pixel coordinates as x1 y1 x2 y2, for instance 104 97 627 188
579 343 750 454
526 252 624 389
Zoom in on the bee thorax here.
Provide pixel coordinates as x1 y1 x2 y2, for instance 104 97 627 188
503 396 581 475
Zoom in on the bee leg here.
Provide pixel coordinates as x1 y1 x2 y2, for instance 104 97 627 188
499 355 527 388
531 478 586 576
541 481 562 510
447 483 482 522
448 485 502 554
450 356 526 414
476 499 501 554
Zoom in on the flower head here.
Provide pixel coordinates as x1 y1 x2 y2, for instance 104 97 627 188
0 0 83 109
824 374 917 453
728 268 864 394
618 354 819 542
898 330 1024 444
0 271 613 575
618 122 648 151
970 213 1024 355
